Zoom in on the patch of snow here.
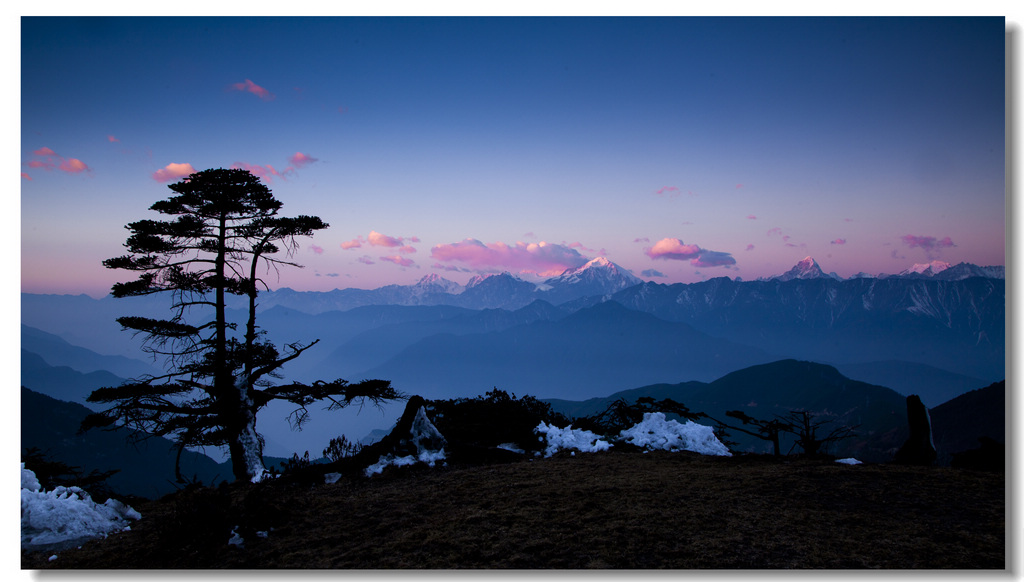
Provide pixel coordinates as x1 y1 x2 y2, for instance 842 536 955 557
534 422 612 457
497 443 526 454
618 412 732 456
324 472 343 484
228 526 244 548
835 458 862 465
365 449 447 476
21 464 141 549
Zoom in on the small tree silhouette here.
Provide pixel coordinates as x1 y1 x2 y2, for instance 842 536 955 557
779 410 858 458
721 410 792 457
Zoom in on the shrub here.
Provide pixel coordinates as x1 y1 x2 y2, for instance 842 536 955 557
426 389 570 454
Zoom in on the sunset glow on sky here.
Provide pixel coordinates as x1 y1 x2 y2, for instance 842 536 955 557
20 15 1008 297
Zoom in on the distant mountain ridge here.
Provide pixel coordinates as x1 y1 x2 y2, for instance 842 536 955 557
238 257 1005 313
544 359 1003 464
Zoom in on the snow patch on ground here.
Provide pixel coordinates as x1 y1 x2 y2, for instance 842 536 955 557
535 422 612 457
21 464 141 550
536 413 731 457
835 458 863 465
618 412 732 456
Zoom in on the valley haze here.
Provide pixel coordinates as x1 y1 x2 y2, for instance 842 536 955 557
21 256 1005 461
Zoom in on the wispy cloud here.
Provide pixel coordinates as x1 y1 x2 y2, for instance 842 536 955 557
381 255 415 267
106 135 119 143
26 147 92 176
357 255 375 265
432 262 473 273
310 244 324 255
691 250 736 268
830 238 847 245
746 215 757 220
641 269 665 278
230 162 288 184
430 239 589 277
900 234 955 259
745 244 755 251
229 79 275 101
288 152 318 168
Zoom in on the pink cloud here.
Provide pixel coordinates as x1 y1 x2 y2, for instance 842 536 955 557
831 238 847 245
230 79 275 101
357 255 375 265
644 238 702 261
644 237 736 268
26 147 91 175
368 230 406 248
398 245 417 254
341 236 365 250
430 239 588 277
745 244 755 251
381 255 415 267
746 215 757 220
735 183 744 189
152 162 196 183
767 227 782 237
289 152 318 168
655 186 680 197
21 172 31 180
59 158 90 173
338 105 349 115
107 135 119 143
230 162 293 184
311 244 324 255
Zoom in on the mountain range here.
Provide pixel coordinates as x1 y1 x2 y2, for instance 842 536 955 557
21 360 1004 501
543 360 1004 464
21 257 1004 462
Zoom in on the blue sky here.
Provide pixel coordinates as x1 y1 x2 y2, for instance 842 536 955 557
19 15 1009 297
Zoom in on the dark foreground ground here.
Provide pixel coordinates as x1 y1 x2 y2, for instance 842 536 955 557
23 450 1005 569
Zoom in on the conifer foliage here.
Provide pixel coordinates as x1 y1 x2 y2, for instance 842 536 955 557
83 168 401 482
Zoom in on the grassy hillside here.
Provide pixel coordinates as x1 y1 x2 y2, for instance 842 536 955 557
23 450 1004 569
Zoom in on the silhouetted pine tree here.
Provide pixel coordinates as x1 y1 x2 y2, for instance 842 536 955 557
83 168 401 482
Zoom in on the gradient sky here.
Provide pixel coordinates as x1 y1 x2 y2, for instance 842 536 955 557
20 16 1008 297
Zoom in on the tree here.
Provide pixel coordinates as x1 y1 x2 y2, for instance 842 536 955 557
779 410 858 458
707 409 857 458
720 410 792 457
83 168 402 482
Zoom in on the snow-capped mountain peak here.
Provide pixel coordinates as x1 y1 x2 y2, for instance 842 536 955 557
546 257 642 288
414 273 464 295
900 261 952 277
774 257 835 281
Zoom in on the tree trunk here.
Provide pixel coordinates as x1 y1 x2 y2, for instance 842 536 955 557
227 378 268 482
